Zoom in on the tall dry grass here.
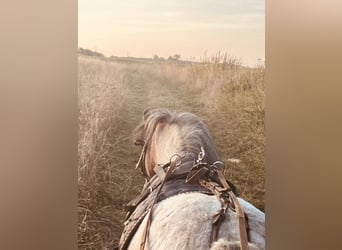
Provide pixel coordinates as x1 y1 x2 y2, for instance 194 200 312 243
78 55 128 249
157 53 265 209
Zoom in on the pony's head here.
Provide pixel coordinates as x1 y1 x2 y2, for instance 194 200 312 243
132 108 220 178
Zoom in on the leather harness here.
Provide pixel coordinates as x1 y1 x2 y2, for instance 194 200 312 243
118 148 249 250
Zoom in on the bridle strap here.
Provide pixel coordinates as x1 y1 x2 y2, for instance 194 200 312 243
135 144 148 177
135 146 249 250
187 158 249 250
139 161 177 250
217 170 249 250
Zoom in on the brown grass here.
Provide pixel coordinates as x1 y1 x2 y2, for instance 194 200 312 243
157 53 265 209
78 53 265 249
78 56 129 249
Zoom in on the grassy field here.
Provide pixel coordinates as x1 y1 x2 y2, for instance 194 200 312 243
78 54 265 249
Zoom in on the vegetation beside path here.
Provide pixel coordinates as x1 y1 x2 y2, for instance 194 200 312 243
78 54 265 249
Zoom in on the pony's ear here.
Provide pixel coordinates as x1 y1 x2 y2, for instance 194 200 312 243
143 107 154 121
132 122 145 146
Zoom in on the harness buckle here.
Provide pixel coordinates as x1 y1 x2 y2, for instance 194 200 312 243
196 146 206 163
169 154 183 167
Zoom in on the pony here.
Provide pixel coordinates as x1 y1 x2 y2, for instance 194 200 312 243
119 108 265 250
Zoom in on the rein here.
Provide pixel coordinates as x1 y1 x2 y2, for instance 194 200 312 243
121 145 249 250
139 160 179 250
135 143 148 177
186 147 249 250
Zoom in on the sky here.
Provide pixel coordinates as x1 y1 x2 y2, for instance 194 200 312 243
78 0 264 66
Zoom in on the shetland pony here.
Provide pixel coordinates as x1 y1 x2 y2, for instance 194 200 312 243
124 108 265 250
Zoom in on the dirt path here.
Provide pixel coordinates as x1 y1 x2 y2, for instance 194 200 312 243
114 63 204 184
110 63 205 245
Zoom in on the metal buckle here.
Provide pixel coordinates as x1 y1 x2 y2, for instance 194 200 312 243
169 154 182 167
196 146 205 163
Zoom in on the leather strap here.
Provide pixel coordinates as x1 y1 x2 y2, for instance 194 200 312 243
217 171 249 250
211 208 226 243
140 161 178 250
187 165 249 250
124 153 248 250
153 164 166 180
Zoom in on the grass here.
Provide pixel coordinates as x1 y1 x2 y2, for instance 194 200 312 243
78 56 129 249
78 53 265 249
157 53 265 208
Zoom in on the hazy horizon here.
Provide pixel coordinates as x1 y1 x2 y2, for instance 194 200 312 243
79 0 264 66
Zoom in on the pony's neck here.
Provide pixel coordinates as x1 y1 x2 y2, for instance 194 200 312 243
150 122 182 166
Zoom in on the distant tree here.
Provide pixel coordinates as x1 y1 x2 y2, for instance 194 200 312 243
167 54 181 62
153 54 159 61
173 54 181 61
78 47 104 57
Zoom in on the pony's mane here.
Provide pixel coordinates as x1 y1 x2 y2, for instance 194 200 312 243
143 108 220 164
